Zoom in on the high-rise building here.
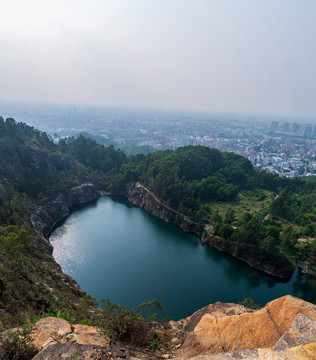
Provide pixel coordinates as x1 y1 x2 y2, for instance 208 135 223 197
298 124 312 138
290 123 300 134
270 121 279 132
282 122 291 132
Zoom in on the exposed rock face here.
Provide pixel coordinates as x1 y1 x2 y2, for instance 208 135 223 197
180 302 254 335
32 343 112 360
30 317 137 359
126 183 294 279
272 313 316 350
30 317 110 359
30 183 101 239
3 296 316 360
31 317 109 349
177 295 316 358
174 315 316 359
126 184 203 236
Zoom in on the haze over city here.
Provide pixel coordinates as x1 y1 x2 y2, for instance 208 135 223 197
1 0 316 119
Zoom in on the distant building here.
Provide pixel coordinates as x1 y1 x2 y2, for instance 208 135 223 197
270 121 279 132
298 124 312 138
282 122 291 132
290 123 301 134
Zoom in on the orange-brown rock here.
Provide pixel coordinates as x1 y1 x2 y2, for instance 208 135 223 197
30 317 109 350
31 317 72 349
177 295 316 358
32 343 112 360
65 324 108 346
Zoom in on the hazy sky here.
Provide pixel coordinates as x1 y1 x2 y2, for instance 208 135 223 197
1 0 316 118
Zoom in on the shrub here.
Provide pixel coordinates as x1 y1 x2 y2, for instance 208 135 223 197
238 298 260 310
0 325 39 360
97 298 169 347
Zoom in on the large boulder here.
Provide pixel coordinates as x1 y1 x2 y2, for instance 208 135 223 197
174 310 316 359
31 317 109 351
177 295 316 358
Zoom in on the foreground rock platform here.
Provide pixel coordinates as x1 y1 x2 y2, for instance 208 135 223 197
2 295 316 359
177 295 316 358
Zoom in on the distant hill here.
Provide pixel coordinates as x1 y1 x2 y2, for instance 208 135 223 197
74 131 156 156
75 131 117 147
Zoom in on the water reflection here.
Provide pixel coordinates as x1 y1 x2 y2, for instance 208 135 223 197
203 244 280 291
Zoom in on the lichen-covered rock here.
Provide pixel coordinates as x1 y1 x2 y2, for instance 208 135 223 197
174 342 316 360
272 313 316 350
30 317 109 352
65 324 109 346
177 295 316 358
31 317 72 349
32 343 110 360
33 343 135 360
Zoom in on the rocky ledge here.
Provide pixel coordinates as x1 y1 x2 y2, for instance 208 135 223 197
176 295 316 359
30 183 101 241
126 183 203 236
2 295 316 359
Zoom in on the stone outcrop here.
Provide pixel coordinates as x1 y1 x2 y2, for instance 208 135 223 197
126 183 203 236
29 317 116 359
29 317 142 359
2 296 316 359
30 183 101 239
272 313 316 350
177 295 316 358
174 314 316 359
32 343 115 360
30 317 109 350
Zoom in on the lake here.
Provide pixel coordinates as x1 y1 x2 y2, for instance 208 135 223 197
50 196 316 320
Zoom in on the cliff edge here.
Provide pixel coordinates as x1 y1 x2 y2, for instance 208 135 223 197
125 183 293 279
126 183 203 235
2 295 316 360
30 183 101 239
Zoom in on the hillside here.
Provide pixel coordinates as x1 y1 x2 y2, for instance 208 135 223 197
0 118 107 326
0 117 316 359
111 146 316 278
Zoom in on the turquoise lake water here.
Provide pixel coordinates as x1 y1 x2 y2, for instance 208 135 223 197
50 196 316 320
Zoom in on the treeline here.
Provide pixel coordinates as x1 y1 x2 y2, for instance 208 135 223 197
114 146 256 218
1 117 316 272
0 117 54 149
58 135 127 174
0 117 85 197
0 118 128 201
210 208 297 270
109 143 316 271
